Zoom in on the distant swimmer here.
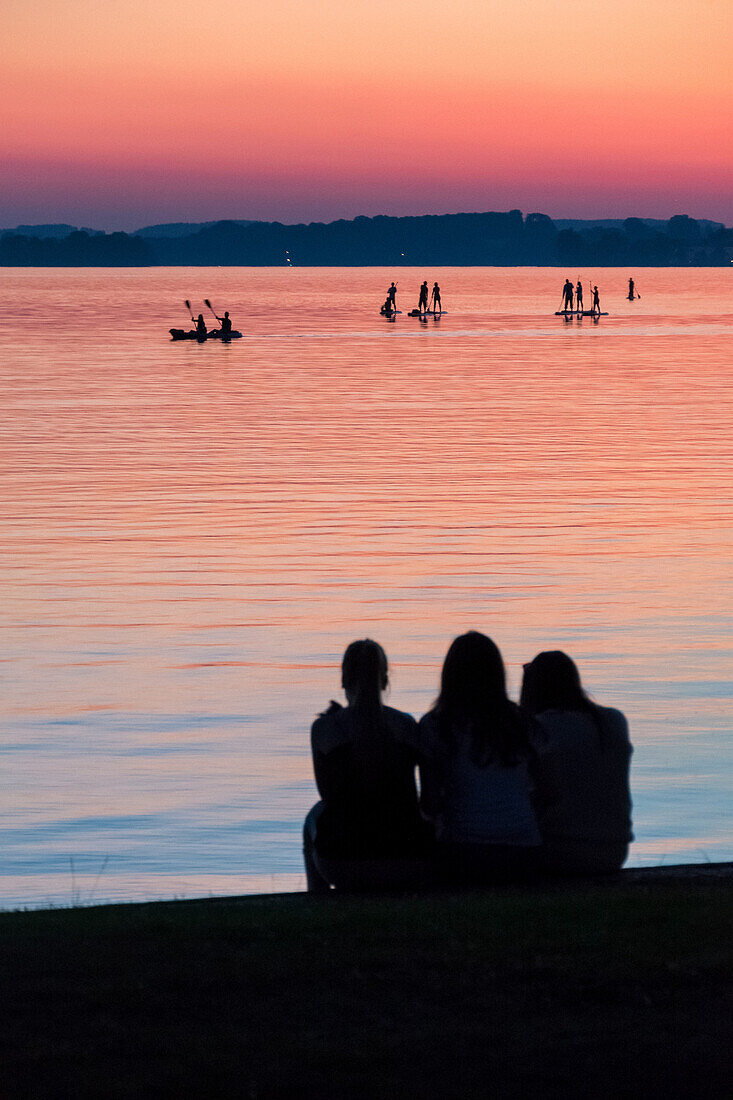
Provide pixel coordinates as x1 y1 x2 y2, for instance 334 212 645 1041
387 282 397 309
628 277 638 301
215 310 233 336
194 312 207 337
592 285 601 314
576 280 584 312
561 278 574 312
431 282 442 314
418 280 429 314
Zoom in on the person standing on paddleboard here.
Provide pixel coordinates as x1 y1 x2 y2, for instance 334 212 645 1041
562 279 574 312
387 282 397 311
418 281 429 315
431 282 442 314
628 277 635 301
592 286 601 314
575 281 584 313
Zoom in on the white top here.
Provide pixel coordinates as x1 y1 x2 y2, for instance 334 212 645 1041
530 706 633 845
418 713 541 847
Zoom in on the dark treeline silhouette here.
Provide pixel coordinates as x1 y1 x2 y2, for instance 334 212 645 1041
0 230 151 266
1 211 731 266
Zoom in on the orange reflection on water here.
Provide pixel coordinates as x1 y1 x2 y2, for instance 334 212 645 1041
0 267 731 906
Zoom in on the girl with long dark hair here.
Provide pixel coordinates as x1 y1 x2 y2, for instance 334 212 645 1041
304 639 432 891
418 631 542 885
521 651 633 874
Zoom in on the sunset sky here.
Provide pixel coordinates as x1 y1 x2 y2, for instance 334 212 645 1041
1 0 731 230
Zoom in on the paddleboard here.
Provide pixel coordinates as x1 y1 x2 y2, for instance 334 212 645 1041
380 309 402 315
554 311 608 317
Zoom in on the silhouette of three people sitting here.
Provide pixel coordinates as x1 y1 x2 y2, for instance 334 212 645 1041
304 632 633 891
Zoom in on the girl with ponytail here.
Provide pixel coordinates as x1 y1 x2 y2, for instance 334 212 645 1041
304 639 432 891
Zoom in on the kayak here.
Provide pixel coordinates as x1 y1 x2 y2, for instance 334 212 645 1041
170 328 243 341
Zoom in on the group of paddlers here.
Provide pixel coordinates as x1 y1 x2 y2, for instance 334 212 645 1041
560 279 601 314
190 308 233 338
560 277 640 314
380 280 443 317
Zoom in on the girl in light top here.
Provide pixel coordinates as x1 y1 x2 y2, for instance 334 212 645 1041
304 639 432 891
521 651 633 874
419 632 542 885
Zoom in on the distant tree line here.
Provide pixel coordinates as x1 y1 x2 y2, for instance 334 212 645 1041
1 211 731 266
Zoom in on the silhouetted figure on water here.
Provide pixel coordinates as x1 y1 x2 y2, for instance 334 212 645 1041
387 282 397 310
628 277 636 301
562 278 574 311
418 280 429 314
431 282 442 314
215 310 232 336
193 312 207 337
419 632 543 887
575 280 584 312
521 652 633 874
303 640 432 892
592 285 601 314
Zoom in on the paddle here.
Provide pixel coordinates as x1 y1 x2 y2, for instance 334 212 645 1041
185 298 192 319
204 298 218 319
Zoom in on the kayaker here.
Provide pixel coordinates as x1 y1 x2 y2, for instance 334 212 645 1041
215 310 232 336
193 312 207 337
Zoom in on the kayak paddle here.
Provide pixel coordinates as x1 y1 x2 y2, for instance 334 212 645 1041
204 298 218 318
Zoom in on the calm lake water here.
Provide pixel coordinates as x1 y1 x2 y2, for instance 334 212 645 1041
1 267 731 908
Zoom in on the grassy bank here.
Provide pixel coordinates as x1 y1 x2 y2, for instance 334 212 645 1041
1 867 731 1098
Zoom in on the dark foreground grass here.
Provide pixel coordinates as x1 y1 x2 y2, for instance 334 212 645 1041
1 868 731 1098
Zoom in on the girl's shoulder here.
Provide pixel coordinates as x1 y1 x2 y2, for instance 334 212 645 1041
532 705 631 749
311 701 349 753
382 705 420 745
417 710 449 761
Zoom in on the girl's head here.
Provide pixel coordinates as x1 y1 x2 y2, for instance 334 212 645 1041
437 631 507 714
434 632 524 765
341 639 388 706
520 651 590 715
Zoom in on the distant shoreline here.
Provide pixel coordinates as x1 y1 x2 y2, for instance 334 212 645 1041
2 210 731 267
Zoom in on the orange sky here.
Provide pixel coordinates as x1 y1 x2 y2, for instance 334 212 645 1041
1 0 731 229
